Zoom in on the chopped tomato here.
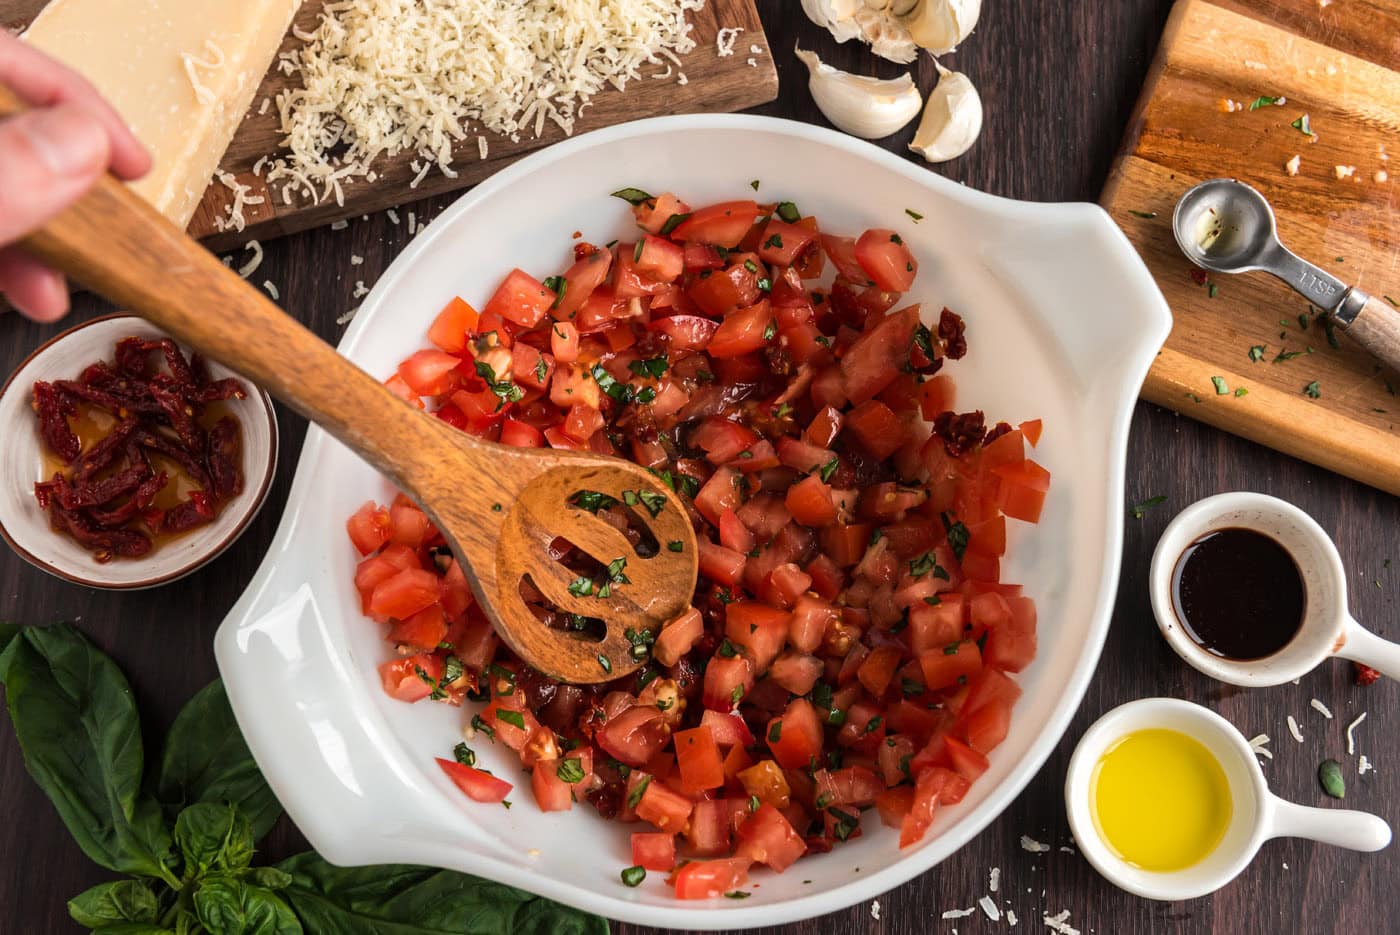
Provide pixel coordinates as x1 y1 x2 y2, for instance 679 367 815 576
483 268 554 328
351 191 1045 888
437 758 512 803
669 857 751 899
427 297 479 353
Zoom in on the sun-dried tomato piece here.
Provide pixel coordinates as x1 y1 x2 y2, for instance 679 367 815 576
161 491 217 533
148 382 205 455
33 381 80 463
47 503 152 561
57 454 150 509
933 409 986 457
938 307 967 360
134 427 211 488
88 470 167 526
1354 662 1381 686
206 417 243 500
71 418 142 483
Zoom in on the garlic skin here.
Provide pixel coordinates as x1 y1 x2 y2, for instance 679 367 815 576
901 0 983 55
909 65 983 162
796 46 923 140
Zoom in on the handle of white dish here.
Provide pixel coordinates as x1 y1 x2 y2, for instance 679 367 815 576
1336 617 1400 681
1267 796 1392 852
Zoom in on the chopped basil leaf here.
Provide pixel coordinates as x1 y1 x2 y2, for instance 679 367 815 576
942 514 969 560
750 179 760 191
762 319 776 341
1248 344 1266 362
534 357 548 383
621 865 646 887
496 709 526 730
764 233 784 249
819 457 839 483
611 187 653 205
1129 495 1167 519
730 684 744 705
633 240 645 262
627 775 651 809
811 682 833 709
598 654 613 674
667 540 684 552
923 594 941 606
749 794 761 812
453 742 476 766
628 356 668 379
1235 386 1249 397
568 577 593 597
607 556 630 583
573 490 619 513
591 363 635 404
1127 209 1157 219
757 277 772 292
767 721 782 743
905 208 923 222
1291 113 1314 136
900 678 924 697
660 212 690 236
1249 95 1283 110
718 639 738 658
909 551 939 578
475 360 523 404
637 489 667 517
557 757 586 784
1211 375 1229 395
744 259 759 274
776 201 801 223
471 714 495 740
725 890 751 899
623 490 640 507
1303 380 1321 398
890 233 903 245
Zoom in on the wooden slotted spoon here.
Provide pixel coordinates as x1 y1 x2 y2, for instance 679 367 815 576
1 88 698 683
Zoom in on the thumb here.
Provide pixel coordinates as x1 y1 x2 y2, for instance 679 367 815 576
0 102 110 245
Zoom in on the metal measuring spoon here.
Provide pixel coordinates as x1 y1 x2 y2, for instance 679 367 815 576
1174 179 1400 373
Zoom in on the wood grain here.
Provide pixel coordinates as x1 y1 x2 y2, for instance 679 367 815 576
1 0 779 252
1102 0 1400 495
3 123 698 683
3 3 1399 934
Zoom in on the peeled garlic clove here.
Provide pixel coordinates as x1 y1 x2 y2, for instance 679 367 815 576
902 0 982 55
796 45 924 140
909 65 983 162
802 0 864 43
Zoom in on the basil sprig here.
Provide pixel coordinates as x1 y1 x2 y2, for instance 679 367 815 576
0 623 607 935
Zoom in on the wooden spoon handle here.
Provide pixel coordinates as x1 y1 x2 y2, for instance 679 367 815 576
0 84 470 498
1344 292 1400 375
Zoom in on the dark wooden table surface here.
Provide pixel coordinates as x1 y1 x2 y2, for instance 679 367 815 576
3 2 1396 933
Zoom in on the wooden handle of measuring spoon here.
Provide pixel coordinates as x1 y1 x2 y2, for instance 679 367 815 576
1344 293 1400 375
0 84 502 511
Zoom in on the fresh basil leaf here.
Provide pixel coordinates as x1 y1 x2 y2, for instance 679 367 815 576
275 854 607 935
248 866 294 891
88 925 176 934
157 680 281 842
68 879 160 928
175 803 255 877
0 624 175 880
194 876 302 935
0 622 19 658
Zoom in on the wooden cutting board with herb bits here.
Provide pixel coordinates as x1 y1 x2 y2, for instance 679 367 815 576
1 0 777 253
1101 0 1400 494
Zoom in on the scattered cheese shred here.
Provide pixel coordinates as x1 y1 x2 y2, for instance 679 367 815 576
211 170 264 234
1285 154 1301 176
330 219 349 231
336 306 359 325
1020 835 1051 853
1359 754 1373 775
870 899 880 921
236 240 264 279
262 280 280 300
978 896 1001 922
1249 733 1273 760
262 0 705 203
941 907 976 919
989 866 1000 893
350 254 364 266
716 25 743 57
353 280 369 298
1335 165 1356 179
1309 698 1333 719
387 209 400 225
1043 909 1080 935
1347 712 1367 755
1008 909 1019 926
1286 715 1304 743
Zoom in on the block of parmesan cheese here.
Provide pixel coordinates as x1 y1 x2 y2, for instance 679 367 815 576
24 0 301 229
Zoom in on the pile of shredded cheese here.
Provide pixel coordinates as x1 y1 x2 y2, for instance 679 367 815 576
262 0 706 205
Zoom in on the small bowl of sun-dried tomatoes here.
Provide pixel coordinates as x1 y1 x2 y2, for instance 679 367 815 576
0 314 277 589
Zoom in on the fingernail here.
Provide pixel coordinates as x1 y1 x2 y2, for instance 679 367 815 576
21 106 107 177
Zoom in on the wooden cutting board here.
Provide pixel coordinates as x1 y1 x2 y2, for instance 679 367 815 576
1101 0 1400 495
2 0 777 253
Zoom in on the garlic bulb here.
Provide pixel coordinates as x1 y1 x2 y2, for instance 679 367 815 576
796 46 923 140
902 0 982 55
909 65 983 162
801 0 918 63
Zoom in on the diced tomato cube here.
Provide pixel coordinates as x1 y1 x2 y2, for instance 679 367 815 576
636 777 694 832
437 758 512 803
632 832 677 872
674 726 725 793
703 654 754 710
669 857 751 899
785 474 838 527
397 349 462 397
736 804 806 872
919 641 983 691
766 698 823 770
345 501 390 555
369 568 440 620
483 268 554 328
378 653 441 703
427 297 479 353
671 200 759 248
992 459 1051 523
707 300 774 359
725 602 790 672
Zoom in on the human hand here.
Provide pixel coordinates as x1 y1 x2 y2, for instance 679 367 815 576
0 31 150 322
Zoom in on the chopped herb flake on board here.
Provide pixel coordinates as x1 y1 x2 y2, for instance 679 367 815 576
1303 380 1321 398
1130 495 1167 519
1249 95 1283 110
905 208 923 221
1211 376 1229 395
611 187 653 205
1128 209 1157 218
1234 386 1249 397
1249 345 1266 362
1291 113 1315 137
